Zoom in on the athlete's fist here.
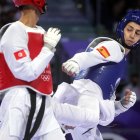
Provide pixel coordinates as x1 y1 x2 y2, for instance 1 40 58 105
115 89 137 116
121 89 136 109
44 27 61 52
62 60 80 76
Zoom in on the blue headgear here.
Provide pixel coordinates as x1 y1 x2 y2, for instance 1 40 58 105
116 9 140 48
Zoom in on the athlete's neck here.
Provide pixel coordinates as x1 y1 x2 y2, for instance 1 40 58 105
19 10 39 28
125 48 130 55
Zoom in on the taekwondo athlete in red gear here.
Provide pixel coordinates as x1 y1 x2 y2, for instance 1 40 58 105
54 10 139 140
0 0 66 139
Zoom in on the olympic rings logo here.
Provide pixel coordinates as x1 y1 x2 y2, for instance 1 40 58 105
41 74 50 81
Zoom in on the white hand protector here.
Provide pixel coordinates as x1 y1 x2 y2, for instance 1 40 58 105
44 27 61 52
121 90 136 109
115 89 137 116
62 60 80 76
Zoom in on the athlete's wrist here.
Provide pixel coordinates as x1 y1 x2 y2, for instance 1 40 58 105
44 43 56 53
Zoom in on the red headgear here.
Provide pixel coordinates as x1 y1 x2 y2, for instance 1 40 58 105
13 0 47 14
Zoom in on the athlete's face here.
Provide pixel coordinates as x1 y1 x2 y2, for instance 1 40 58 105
124 22 140 46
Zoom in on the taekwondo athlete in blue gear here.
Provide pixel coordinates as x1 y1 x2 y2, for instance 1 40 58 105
75 9 140 100
54 10 139 140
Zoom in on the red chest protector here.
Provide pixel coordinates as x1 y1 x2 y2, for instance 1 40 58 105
0 32 53 95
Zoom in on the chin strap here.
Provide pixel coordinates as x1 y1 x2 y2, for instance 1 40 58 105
118 38 137 50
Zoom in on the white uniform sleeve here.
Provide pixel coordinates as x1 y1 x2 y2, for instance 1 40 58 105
0 23 54 82
114 101 128 116
70 40 125 70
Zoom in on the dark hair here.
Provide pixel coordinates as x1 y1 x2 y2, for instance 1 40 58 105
18 5 40 15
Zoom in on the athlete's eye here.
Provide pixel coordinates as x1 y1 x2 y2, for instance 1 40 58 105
136 31 140 36
127 27 133 32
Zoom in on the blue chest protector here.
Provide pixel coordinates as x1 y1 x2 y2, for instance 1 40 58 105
75 47 127 100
